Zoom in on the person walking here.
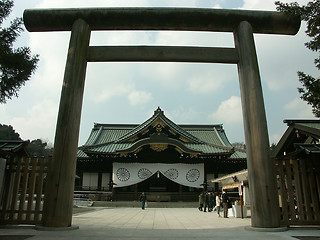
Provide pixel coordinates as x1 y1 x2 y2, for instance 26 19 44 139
216 193 221 217
139 192 147 210
198 192 204 211
208 192 214 212
222 191 229 218
203 192 209 212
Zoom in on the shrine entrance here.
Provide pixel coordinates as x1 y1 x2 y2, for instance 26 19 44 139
22 7 300 229
114 172 198 202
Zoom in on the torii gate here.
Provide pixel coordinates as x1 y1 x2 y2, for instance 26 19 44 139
23 8 300 229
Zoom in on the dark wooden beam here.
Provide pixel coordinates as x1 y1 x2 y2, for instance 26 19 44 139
87 46 239 64
24 7 300 35
234 21 280 228
42 19 91 228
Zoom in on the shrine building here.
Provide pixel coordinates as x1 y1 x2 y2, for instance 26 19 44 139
76 107 247 201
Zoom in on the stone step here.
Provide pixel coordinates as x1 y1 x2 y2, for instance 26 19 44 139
88 201 198 208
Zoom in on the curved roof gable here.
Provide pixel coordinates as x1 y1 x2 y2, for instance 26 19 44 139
272 119 320 158
116 107 203 144
78 107 244 159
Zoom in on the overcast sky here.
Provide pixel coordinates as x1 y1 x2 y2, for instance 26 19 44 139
1 0 318 147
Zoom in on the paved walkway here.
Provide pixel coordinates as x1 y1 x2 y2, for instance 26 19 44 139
1 208 320 240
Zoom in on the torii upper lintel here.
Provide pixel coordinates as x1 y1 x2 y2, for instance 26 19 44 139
23 7 300 34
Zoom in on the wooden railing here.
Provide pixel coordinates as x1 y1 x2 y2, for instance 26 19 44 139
275 157 320 225
0 157 49 225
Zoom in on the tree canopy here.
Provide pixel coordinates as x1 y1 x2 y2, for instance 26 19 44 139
0 124 52 157
0 0 39 103
27 138 52 157
0 123 21 140
276 0 320 117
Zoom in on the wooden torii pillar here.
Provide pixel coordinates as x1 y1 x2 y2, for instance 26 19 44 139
24 8 300 229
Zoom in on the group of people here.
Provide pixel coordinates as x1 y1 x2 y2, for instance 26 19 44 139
198 191 230 218
139 190 230 217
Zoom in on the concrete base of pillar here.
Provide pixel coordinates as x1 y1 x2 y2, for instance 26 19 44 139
245 226 288 232
35 225 79 231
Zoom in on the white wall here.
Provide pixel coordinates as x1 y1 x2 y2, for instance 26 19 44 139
102 172 110 190
82 172 98 190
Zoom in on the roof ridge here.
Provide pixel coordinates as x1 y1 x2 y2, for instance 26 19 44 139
158 114 203 144
196 142 234 152
115 111 159 142
116 107 203 144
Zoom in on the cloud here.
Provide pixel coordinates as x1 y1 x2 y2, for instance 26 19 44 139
28 32 69 97
254 23 318 92
168 107 198 123
128 91 153 106
242 0 278 10
284 98 315 118
209 96 242 124
88 78 135 103
36 0 151 8
187 71 224 93
243 0 312 11
10 100 58 143
270 133 282 145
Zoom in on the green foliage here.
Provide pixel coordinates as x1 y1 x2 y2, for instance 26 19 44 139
0 123 21 140
270 143 277 153
27 138 52 157
0 0 39 103
0 124 52 157
275 0 320 117
232 142 246 150
297 71 320 117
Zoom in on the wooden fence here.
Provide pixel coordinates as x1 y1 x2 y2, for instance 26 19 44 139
275 157 320 225
1 155 319 226
0 157 49 225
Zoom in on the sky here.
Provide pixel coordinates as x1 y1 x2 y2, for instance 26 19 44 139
1 0 318 147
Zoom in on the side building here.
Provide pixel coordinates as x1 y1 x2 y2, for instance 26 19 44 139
77 107 247 201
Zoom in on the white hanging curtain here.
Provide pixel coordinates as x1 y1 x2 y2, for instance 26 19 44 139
112 162 204 188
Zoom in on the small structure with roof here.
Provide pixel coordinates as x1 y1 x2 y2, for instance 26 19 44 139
211 169 249 218
0 140 30 158
272 119 320 226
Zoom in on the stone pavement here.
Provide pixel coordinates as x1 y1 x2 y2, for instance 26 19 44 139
1 208 319 240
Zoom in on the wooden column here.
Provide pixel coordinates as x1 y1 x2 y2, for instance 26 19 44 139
42 19 91 228
134 184 138 200
234 21 280 228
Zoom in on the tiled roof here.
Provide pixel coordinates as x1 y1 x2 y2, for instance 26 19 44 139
184 143 231 154
284 119 320 136
77 148 88 159
84 142 134 154
78 108 246 160
297 122 320 130
184 127 231 147
0 140 30 157
230 148 247 159
84 125 134 146
272 119 320 158
116 108 202 144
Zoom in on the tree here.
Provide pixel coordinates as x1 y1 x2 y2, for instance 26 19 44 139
0 124 53 156
232 142 246 150
0 123 21 140
27 138 53 157
0 0 39 103
275 0 320 117
270 143 277 153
